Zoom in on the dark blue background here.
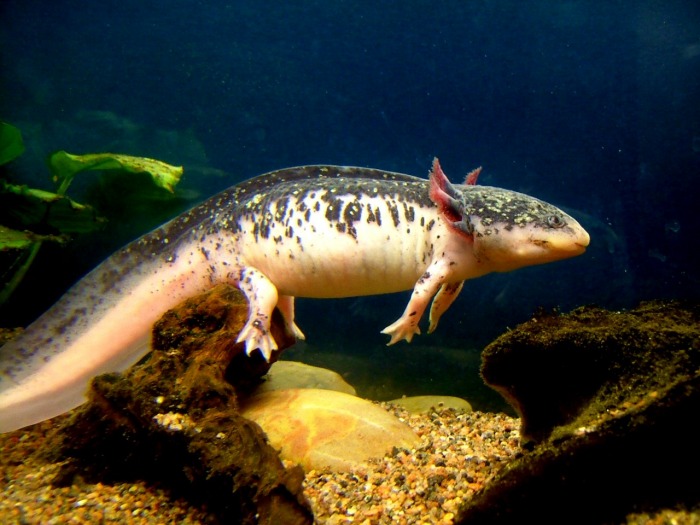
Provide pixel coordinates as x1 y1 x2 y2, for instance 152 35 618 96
1 1 699 407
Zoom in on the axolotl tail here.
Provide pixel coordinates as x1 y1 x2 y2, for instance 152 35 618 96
0 214 233 432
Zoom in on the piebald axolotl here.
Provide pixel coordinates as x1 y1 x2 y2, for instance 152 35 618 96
0 159 589 432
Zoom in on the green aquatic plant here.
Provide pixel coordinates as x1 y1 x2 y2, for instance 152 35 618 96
0 120 24 165
0 121 183 305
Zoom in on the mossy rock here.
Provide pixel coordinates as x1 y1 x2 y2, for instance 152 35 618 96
480 300 699 443
459 301 700 524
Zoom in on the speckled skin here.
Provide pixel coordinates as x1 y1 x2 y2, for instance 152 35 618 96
0 160 589 432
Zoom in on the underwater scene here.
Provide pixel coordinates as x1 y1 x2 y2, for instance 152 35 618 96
0 1 698 524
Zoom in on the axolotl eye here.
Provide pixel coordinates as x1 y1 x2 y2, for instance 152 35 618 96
546 215 566 228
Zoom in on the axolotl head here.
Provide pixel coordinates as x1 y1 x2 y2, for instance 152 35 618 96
429 159 590 271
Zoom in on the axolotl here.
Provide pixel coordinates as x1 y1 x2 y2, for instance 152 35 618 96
0 159 589 432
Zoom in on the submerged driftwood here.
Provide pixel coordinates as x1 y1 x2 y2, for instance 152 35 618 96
44 284 312 525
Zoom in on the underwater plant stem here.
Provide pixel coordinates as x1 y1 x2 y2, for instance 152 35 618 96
55 176 74 197
0 241 42 306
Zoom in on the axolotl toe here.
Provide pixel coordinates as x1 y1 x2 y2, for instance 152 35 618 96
0 158 589 432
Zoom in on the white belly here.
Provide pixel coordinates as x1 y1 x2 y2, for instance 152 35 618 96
235 197 447 298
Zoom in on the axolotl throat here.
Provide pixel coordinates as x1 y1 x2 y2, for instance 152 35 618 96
0 159 589 432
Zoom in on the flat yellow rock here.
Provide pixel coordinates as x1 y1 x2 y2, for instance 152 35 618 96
388 395 473 415
255 361 356 395
240 388 420 472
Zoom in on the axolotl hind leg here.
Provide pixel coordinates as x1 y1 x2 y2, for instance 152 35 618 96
276 295 306 341
236 268 305 361
235 267 282 361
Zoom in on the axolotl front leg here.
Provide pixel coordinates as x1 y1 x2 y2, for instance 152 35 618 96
235 267 305 360
381 259 465 345
381 157 477 345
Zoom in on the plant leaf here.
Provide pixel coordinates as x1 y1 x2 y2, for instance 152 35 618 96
0 180 105 234
0 179 86 207
0 225 66 250
47 151 183 195
0 122 25 166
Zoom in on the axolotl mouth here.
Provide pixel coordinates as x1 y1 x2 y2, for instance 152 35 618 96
531 225 590 254
470 215 590 270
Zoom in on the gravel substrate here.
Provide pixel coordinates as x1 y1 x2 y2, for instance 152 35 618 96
303 405 519 524
2 404 697 524
0 404 517 524
0 422 214 524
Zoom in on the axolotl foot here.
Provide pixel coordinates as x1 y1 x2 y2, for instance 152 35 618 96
235 313 305 361
285 321 306 341
381 317 422 345
236 317 278 361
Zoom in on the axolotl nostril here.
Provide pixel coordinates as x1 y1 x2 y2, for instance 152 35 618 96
0 158 589 432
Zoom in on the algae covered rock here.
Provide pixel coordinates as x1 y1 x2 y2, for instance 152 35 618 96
458 300 700 524
45 284 313 525
481 300 699 443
